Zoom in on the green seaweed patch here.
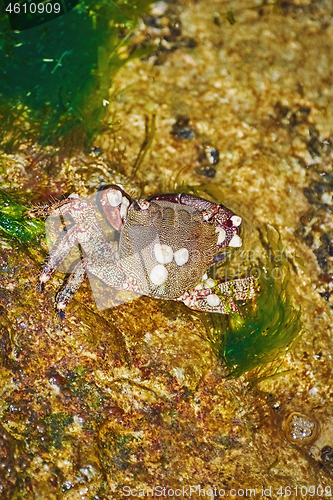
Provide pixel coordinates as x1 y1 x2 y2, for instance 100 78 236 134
204 226 302 377
42 412 74 449
0 0 156 149
66 367 105 410
0 190 45 248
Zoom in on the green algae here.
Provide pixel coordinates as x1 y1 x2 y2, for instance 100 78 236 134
0 190 45 247
42 413 74 448
132 114 156 178
204 225 302 377
226 11 236 25
0 0 155 149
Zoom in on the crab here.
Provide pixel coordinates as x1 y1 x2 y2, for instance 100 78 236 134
28 186 258 318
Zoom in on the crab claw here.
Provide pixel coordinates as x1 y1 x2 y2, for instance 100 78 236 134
99 185 132 231
211 204 242 249
176 276 258 313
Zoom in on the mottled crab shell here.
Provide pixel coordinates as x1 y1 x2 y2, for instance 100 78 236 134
119 200 218 298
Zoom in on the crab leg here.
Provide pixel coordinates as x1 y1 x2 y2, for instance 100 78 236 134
176 277 259 313
99 185 132 230
56 259 87 319
27 196 77 219
217 277 259 301
38 225 83 292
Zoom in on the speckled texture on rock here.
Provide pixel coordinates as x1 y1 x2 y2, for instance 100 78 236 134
1 0 333 498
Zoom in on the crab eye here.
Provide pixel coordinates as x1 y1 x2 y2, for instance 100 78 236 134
138 200 150 210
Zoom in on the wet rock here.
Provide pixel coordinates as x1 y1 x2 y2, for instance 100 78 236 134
195 166 216 178
289 107 311 127
171 116 194 140
197 144 220 166
321 446 333 471
169 18 182 37
307 136 332 159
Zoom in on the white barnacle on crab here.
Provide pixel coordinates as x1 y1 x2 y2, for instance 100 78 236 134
174 247 189 266
154 244 174 264
28 185 258 318
150 264 169 286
